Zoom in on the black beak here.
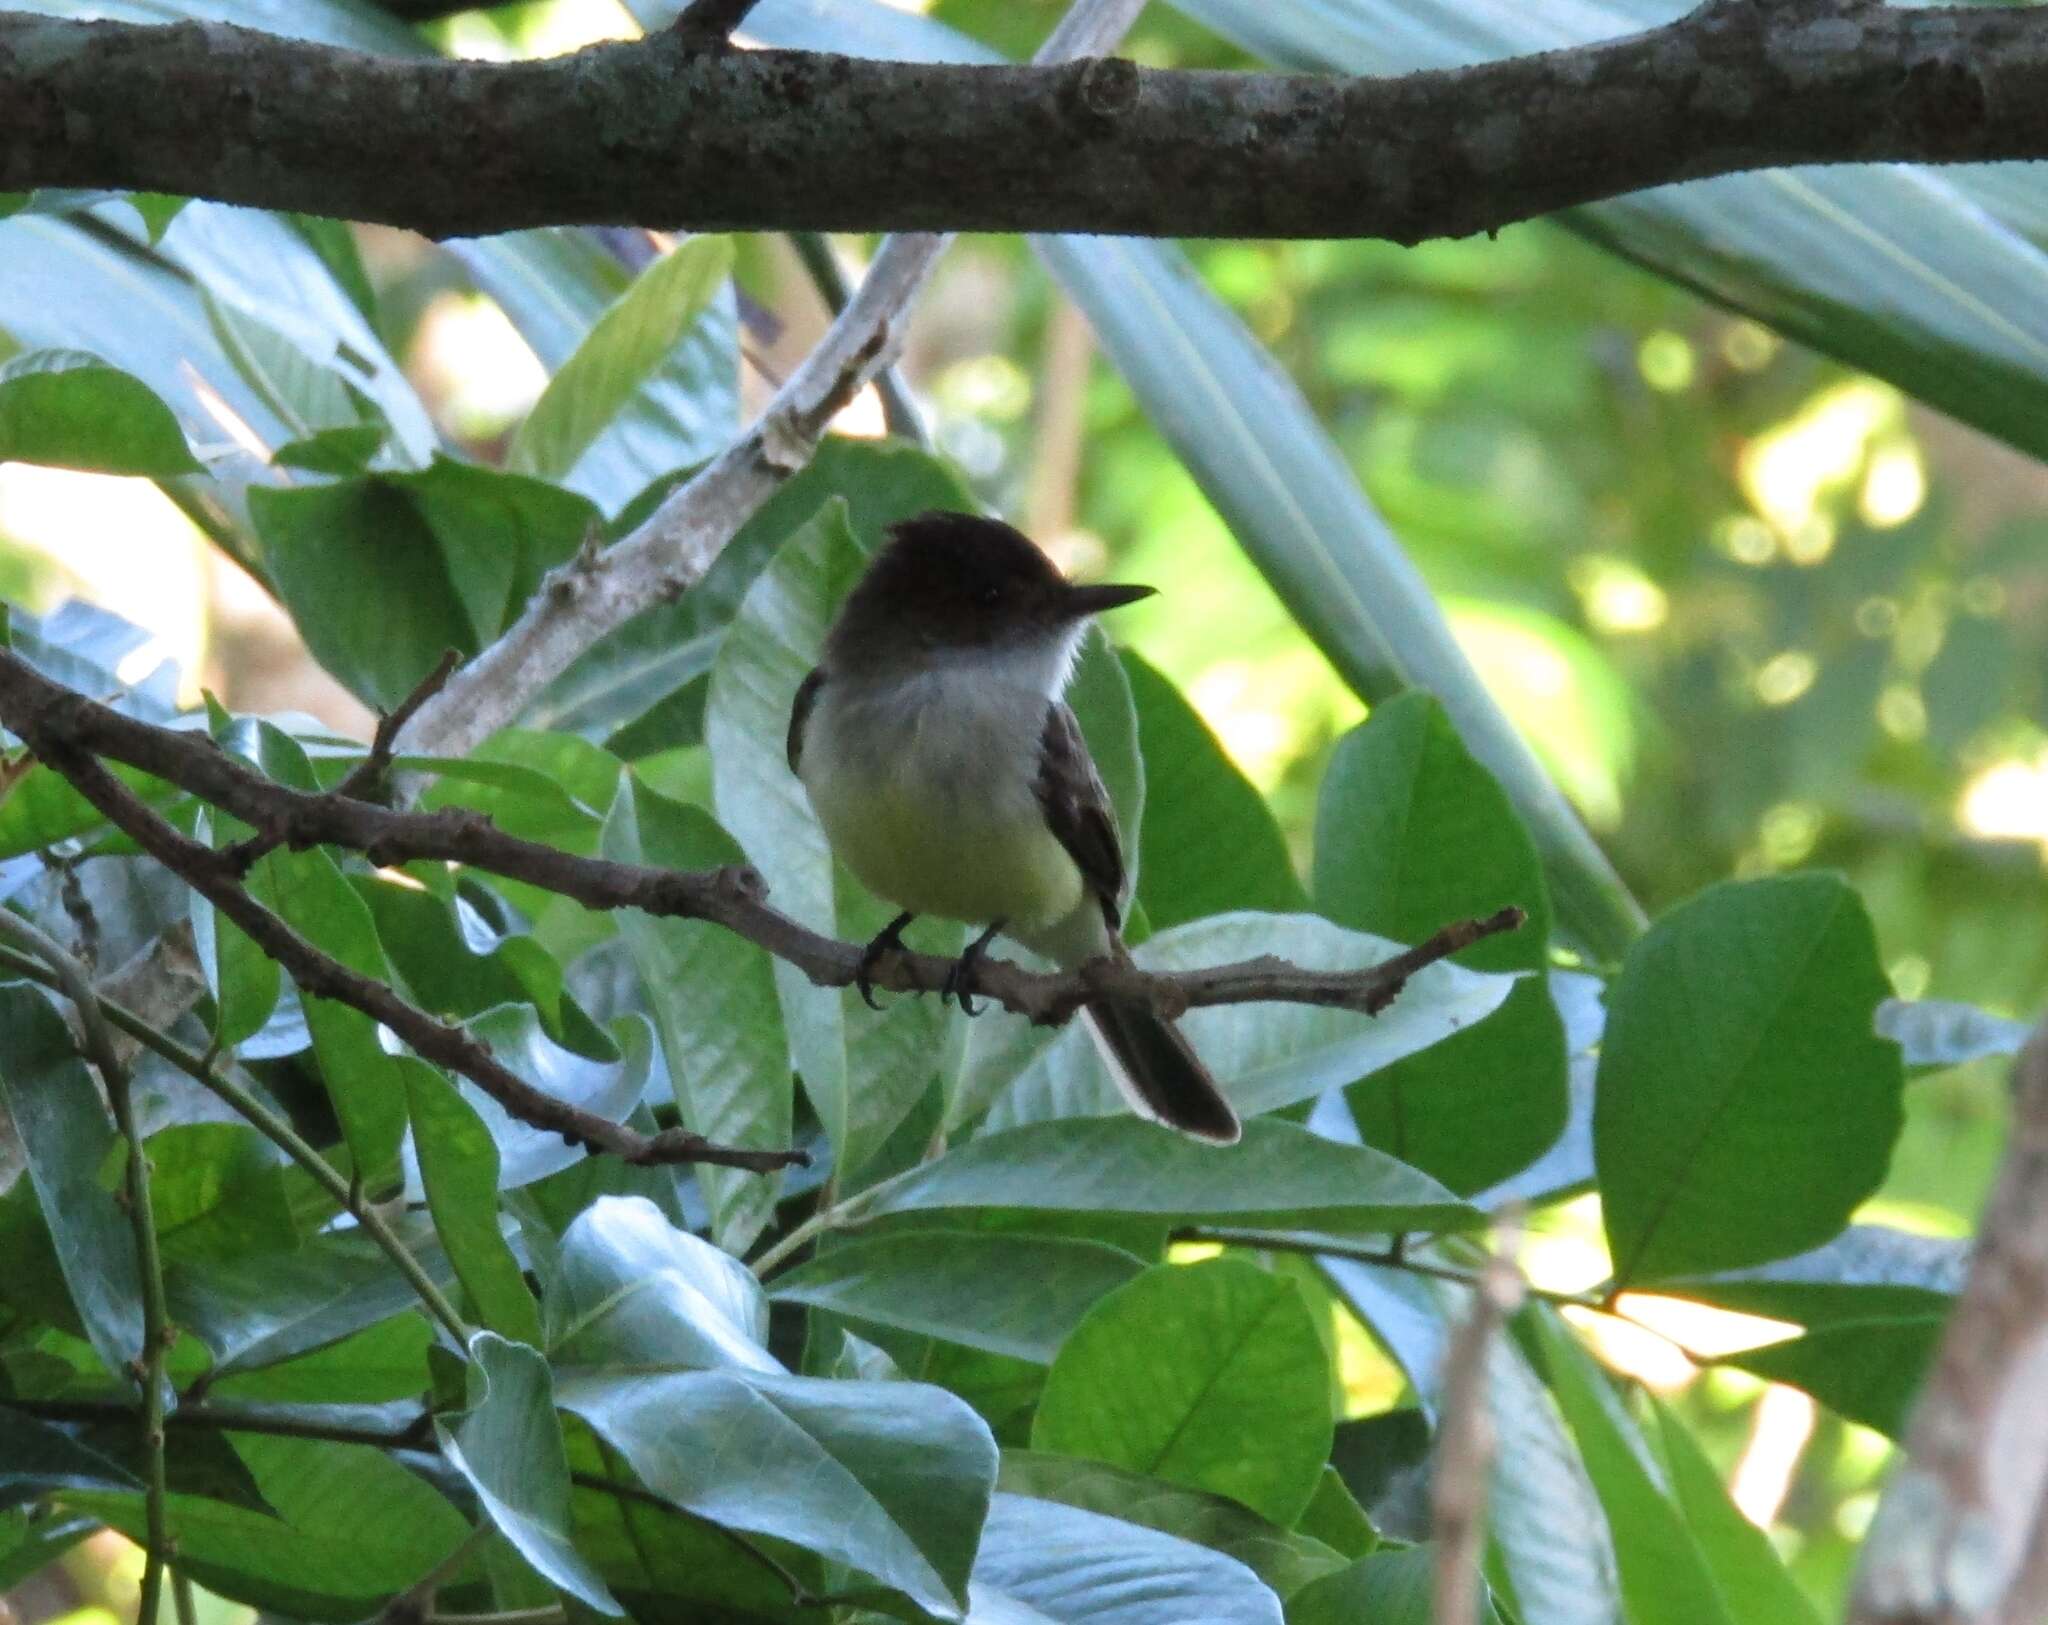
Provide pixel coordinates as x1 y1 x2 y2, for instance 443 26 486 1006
1062 582 1156 617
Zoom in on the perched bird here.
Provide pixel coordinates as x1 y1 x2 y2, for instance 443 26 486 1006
787 510 1240 1144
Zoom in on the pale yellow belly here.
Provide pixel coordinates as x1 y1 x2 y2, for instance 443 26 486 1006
798 678 1085 931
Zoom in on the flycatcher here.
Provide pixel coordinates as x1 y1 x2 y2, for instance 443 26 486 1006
788 510 1240 1144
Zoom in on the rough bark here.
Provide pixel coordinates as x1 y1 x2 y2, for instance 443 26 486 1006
3 5 2045 241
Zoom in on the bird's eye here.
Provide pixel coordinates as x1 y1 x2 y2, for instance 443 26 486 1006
979 585 1002 606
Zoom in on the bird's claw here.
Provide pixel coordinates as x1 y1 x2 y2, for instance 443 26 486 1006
942 920 1006 1017
856 911 916 1010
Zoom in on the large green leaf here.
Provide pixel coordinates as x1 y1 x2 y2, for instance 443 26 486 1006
854 1117 1475 1233
452 228 740 517
250 462 599 712
771 1230 1145 1364
549 1198 994 1618
1595 876 1904 1285
969 1492 1283 1624
1314 693 1565 1192
979 912 1514 1134
0 1510 97 1591
1033 1258 1332 1525
404 1061 542 1346
1122 651 1304 929
508 235 734 485
1527 1311 1734 1625
996 1452 1347 1600
0 1410 144 1508
68 1435 471 1622
1728 1318 1944 1440
600 779 790 1255
0 983 149 1385
144 1122 296 1268
0 348 201 475
437 1333 619 1614
1655 1224 1965 1331
1646 1398 1823 1625
1167 0 2048 476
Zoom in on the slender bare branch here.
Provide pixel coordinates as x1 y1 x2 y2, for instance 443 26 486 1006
1849 1016 2048 1625
1431 1221 1526 1625
0 646 1523 1028
395 0 1146 758
4 7 2046 239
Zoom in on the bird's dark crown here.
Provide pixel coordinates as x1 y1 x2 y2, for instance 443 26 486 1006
825 511 1099 668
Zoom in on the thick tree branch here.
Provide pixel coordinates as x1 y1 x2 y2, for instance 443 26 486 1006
0 646 1522 1029
1850 1015 2048 1625
3 7 2046 240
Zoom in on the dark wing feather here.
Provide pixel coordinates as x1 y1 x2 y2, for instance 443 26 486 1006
1035 700 1126 929
787 668 825 775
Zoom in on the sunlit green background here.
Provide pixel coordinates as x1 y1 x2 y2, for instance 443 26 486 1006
3 0 2045 1619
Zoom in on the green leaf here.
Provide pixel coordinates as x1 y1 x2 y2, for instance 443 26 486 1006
1287 1545 1506 1625
145 1123 296 1268
0 1410 144 1507
1033 1258 1332 1525
1654 1224 1965 1330
0 983 148 1383
601 779 790 1255
250 464 598 712
1123 650 1304 929
970 1491 1283 1623
771 1230 1146 1364
1646 1398 1823 1625
1728 1318 1944 1439
508 235 734 484
1595 876 1905 1285
1032 232 1640 960
273 421 387 475
404 1062 542 1345
997 1451 1346 1600
1293 1468 1376 1562
548 1195 996 1614
1314 693 1566 1192
246 840 410 1186
1528 1310 1734 1625
454 227 740 516
705 497 955 1177
0 348 200 475
858 1117 1474 1234
68 1435 471 1621
1875 998 2033 1069
188 830 281 1052
437 1333 619 1614
979 912 1515 1134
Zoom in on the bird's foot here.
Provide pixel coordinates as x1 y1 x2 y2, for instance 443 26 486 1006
855 911 917 1010
943 920 1006 1016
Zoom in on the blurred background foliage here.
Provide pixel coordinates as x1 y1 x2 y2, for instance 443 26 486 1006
4 0 2047 1619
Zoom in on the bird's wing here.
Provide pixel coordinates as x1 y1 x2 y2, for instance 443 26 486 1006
787 667 825 774
1034 699 1125 930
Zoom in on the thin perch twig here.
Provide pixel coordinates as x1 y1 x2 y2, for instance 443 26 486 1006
0 647 1524 1031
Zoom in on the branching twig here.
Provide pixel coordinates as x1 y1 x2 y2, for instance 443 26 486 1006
785 234 927 445
0 700 807 1174
0 938 471 1344
0 648 1524 1032
0 909 172 1625
1430 1219 1525 1625
394 0 1150 760
224 646 459 871
669 0 761 51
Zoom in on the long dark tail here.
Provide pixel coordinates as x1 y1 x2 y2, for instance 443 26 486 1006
1085 1002 1241 1145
